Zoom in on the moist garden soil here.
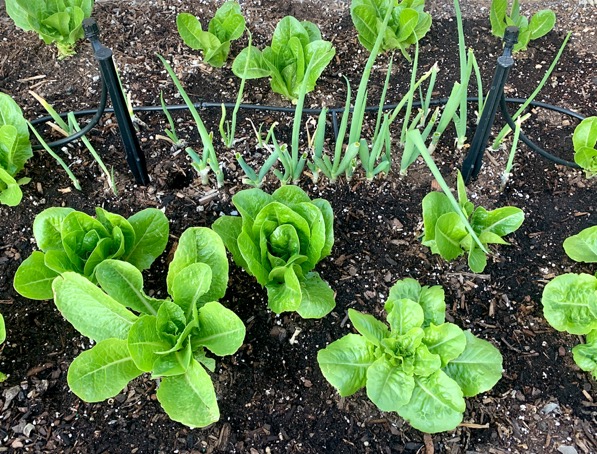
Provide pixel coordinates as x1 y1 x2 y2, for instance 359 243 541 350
0 0 596 453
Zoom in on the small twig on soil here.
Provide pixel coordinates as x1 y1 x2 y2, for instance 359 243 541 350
424 433 434 454
459 422 490 429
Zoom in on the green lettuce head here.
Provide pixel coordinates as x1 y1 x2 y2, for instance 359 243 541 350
213 186 335 318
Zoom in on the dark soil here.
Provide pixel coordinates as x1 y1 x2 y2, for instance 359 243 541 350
0 1 596 453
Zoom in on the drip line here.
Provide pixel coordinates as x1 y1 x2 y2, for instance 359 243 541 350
29 95 586 167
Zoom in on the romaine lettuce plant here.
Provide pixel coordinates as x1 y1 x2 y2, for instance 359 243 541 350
260 16 336 103
351 0 432 60
318 278 503 433
542 225 597 378
489 0 556 52
572 116 597 179
212 186 335 318
13 206 169 300
0 93 32 206
5 0 94 59
177 1 245 67
421 171 525 273
52 227 245 428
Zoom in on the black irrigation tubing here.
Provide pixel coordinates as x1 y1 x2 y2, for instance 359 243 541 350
499 95 580 168
29 95 586 167
31 74 109 151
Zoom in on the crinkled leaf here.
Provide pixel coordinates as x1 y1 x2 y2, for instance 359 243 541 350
423 323 467 367
563 225 597 263
13 251 59 300
53 272 137 342
398 370 465 433
167 227 228 303
95 260 161 316
348 308 390 346
124 208 169 271
67 338 142 402
194 301 245 356
317 334 376 396
443 330 503 397
156 360 219 428
296 271 335 319
542 273 597 335
366 357 415 412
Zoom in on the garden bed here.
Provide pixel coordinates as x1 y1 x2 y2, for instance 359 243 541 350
0 0 596 452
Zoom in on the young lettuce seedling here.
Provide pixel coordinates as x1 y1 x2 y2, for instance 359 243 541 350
0 93 32 206
318 278 503 433
542 225 597 379
212 186 335 318
6 0 94 59
490 0 556 52
14 207 169 300
260 16 336 104
572 116 597 179
420 170 525 273
177 1 245 67
52 227 245 428
220 33 270 148
351 0 432 61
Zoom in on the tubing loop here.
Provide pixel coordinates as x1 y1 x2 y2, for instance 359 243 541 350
499 95 580 168
30 73 108 151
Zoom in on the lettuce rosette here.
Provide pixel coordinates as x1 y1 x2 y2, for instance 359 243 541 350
213 186 335 318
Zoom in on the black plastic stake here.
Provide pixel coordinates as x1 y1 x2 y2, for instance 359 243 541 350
83 18 149 185
461 26 519 185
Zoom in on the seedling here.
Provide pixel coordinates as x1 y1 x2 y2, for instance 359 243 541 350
490 0 556 52
572 116 597 178
29 90 117 194
212 186 335 318
158 54 224 187
0 93 32 206
351 0 432 61
6 0 94 58
14 207 169 300
318 278 503 433
542 225 597 378
177 1 245 67
407 130 524 273
53 227 245 428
